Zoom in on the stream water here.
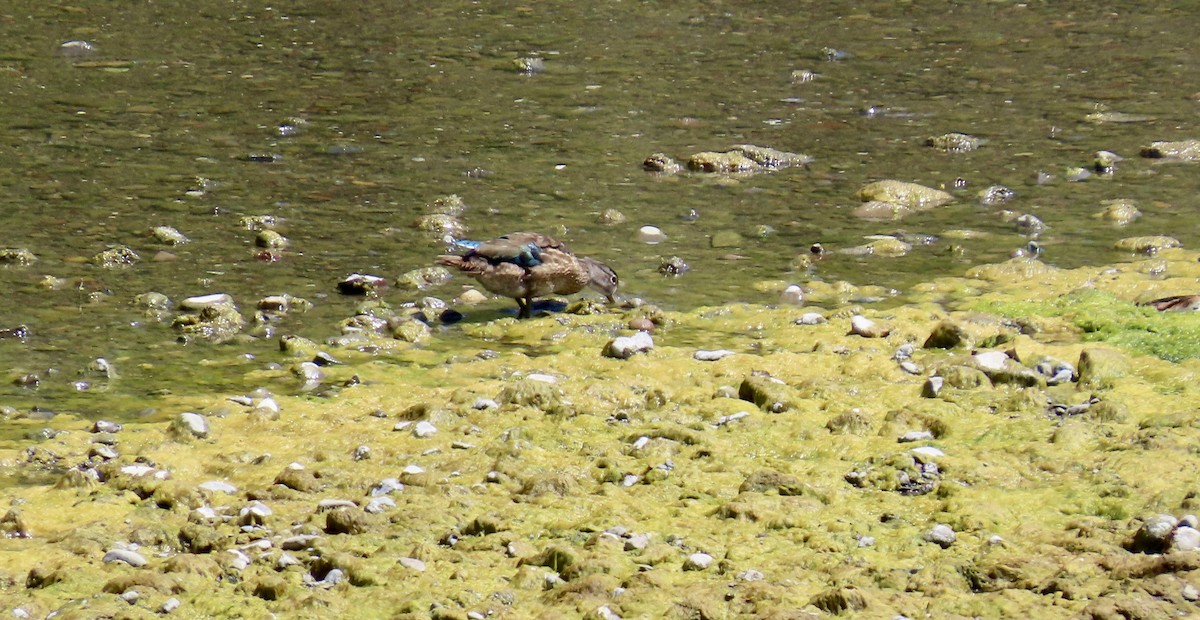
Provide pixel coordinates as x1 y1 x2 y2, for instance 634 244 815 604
1 1 1199 424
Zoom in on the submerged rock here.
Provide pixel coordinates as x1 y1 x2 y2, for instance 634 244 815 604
1114 236 1181 254
926 132 982 153
1141 140 1200 161
93 245 140 268
0 248 37 266
855 180 953 214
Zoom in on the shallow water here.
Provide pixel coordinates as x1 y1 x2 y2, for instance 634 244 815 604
1 1 1199 421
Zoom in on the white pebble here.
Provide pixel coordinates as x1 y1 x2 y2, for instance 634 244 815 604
180 293 234 310
161 598 181 613
399 557 427 572
637 225 667 244
365 497 396 513
780 284 804 305
795 312 826 325
197 480 237 494
413 421 438 438
103 549 148 567
527 373 557 383
716 411 751 427
910 446 945 458
402 464 425 475
178 412 209 438
684 552 714 570
694 349 735 361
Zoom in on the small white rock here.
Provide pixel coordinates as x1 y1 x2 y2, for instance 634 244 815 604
716 411 750 427
972 350 1010 372
684 552 714 570
780 284 805 305
637 225 667 244
180 293 234 310
402 464 425 475
472 398 499 410
910 446 945 458
178 412 209 438
898 431 934 443
527 373 558 384
694 349 735 361
795 312 826 325
365 496 396 513
849 314 890 338
197 480 237 494
399 557 427 572
161 597 181 613
924 524 957 548
103 549 148 567
413 421 438 438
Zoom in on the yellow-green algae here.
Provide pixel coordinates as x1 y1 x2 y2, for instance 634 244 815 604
5 254 1200 618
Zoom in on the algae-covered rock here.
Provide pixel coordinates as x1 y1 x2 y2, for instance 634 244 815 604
856 180 953 210
966 257 1058 282
499 377 570 415
325 507 375 535
172 296 245 344
151 225 189 245
924 320 971 349
274 465 321 493
0 248 37 265
1141 140 1200 161
826 409 872 435
851 200 916 221
1077 348 1127 390
687 150 758 173
809 585 869 614
1094 199 1141 225
643 152 683 173
93 245 140 268
397 266 454 290
1114 236 1181 254
966 351 1044 388
729 144 813 168
739 469 806 496
738 373 795 412
926 132 981 153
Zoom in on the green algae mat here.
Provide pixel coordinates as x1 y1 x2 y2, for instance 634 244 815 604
5 252 1200 619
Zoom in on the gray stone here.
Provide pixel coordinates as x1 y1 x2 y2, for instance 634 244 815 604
198 480 237 494
683 552 714 570
694 349 736 361
103 548 148 567
924 524 956 548
399 557 426 572
1172 526 1200 552
1130 514 1178 553
603 331 654 359
177 412 209 438
899 431 934 443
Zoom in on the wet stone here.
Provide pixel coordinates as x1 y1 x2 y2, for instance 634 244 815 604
151 226 189 245
0 248 37 266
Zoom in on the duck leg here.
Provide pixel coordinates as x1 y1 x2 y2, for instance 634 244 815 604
517 297 533 319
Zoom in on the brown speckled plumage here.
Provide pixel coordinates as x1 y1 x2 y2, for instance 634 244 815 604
436 232 619 318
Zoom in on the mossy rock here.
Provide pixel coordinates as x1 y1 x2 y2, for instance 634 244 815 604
1077 348 1127 390
738 374 795 412
739 469 806 496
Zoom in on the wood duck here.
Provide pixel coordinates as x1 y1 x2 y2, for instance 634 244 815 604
435 232 619 318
